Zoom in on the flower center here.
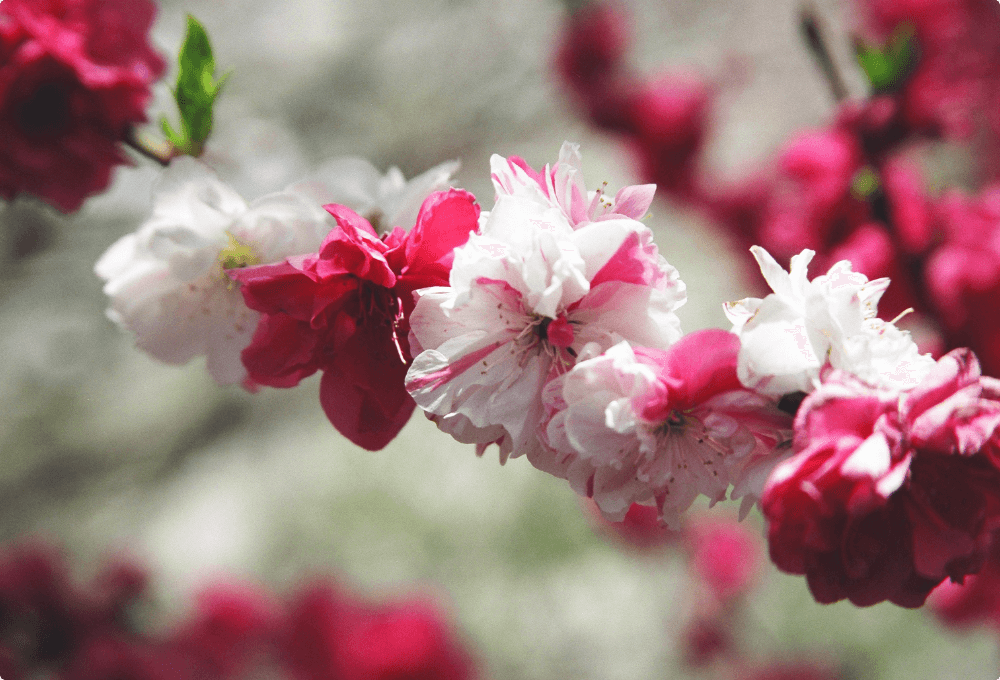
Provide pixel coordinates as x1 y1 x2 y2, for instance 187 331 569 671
512 313 578 369
17 80 72 138
653 410 688 438
219 232 261 271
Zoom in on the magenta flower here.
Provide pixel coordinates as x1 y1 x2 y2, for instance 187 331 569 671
0 0 165 211
230 189 479 450
283 584 477 680
763 349 1000 607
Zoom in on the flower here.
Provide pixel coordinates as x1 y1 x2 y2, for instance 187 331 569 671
288 157 460 235
725 246 934 397
406 143 685 462
170 582 282 678
0 0 165 211
855 0 1000 142
230 189 479 450
762 349 1000 607
283 584 477 680
929 535 1000 631
490 140 656 228
536 331 791 528
584 500 682 551
685 514 764 602
96 157 334 386
626 72 713 202
925 183 1000 377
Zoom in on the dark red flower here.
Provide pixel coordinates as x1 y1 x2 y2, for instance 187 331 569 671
763 350 1000 607
555 2 635 132
61 635 199 680
681 617 730 668
230 189 479 450
0 0 165 211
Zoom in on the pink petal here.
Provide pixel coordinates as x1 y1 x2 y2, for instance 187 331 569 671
610 184 656 219
401 189 480 272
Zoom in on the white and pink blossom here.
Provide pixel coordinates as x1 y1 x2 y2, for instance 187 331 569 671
95 157 334 385
724 246 935 397
491 141 656 227
405 144 685 462
536 331 792 528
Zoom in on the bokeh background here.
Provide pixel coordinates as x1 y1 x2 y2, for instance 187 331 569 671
0 0 998 677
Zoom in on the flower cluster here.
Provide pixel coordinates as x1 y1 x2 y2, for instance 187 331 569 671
96 156 463 448
764 350 1000 607
0 0 165 211
555 0 1000 379
0 542 478 680
99 136 1000 610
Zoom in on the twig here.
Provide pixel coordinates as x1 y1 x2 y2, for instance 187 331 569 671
123 127 174 167
800 7 849 102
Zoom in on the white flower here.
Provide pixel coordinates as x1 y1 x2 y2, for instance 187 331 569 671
95 157 334 385
724 246 935 396
406 147 685 463
287 157 459 234
97 155 461 386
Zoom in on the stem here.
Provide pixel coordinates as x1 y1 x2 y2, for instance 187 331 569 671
800 7 849 102
123 127 174 167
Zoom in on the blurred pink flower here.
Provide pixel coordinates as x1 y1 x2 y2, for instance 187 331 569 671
925 184 1000 376
686 516 764 602
0 0 165 210
284 584 477 680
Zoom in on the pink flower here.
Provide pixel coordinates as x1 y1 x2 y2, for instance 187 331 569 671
0 0 165 211
585 500 682 551
283 584 477 680
230 189 479 450
625 72 713 202
406 144 684 463
925 184 1000 376
554 2 634 131
686 515 764 603
538 330 792 528
763 349 1000 607
757 127 865 263
738 661 842 680
856 0 1000 142
61 636 199 680
170 582 283 678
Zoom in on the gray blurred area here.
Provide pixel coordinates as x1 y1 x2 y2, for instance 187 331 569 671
0 0 997 677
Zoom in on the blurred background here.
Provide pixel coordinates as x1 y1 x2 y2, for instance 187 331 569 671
0 0 997 677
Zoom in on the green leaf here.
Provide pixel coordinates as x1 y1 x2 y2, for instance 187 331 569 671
854 23 918 94
164 15 229 156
